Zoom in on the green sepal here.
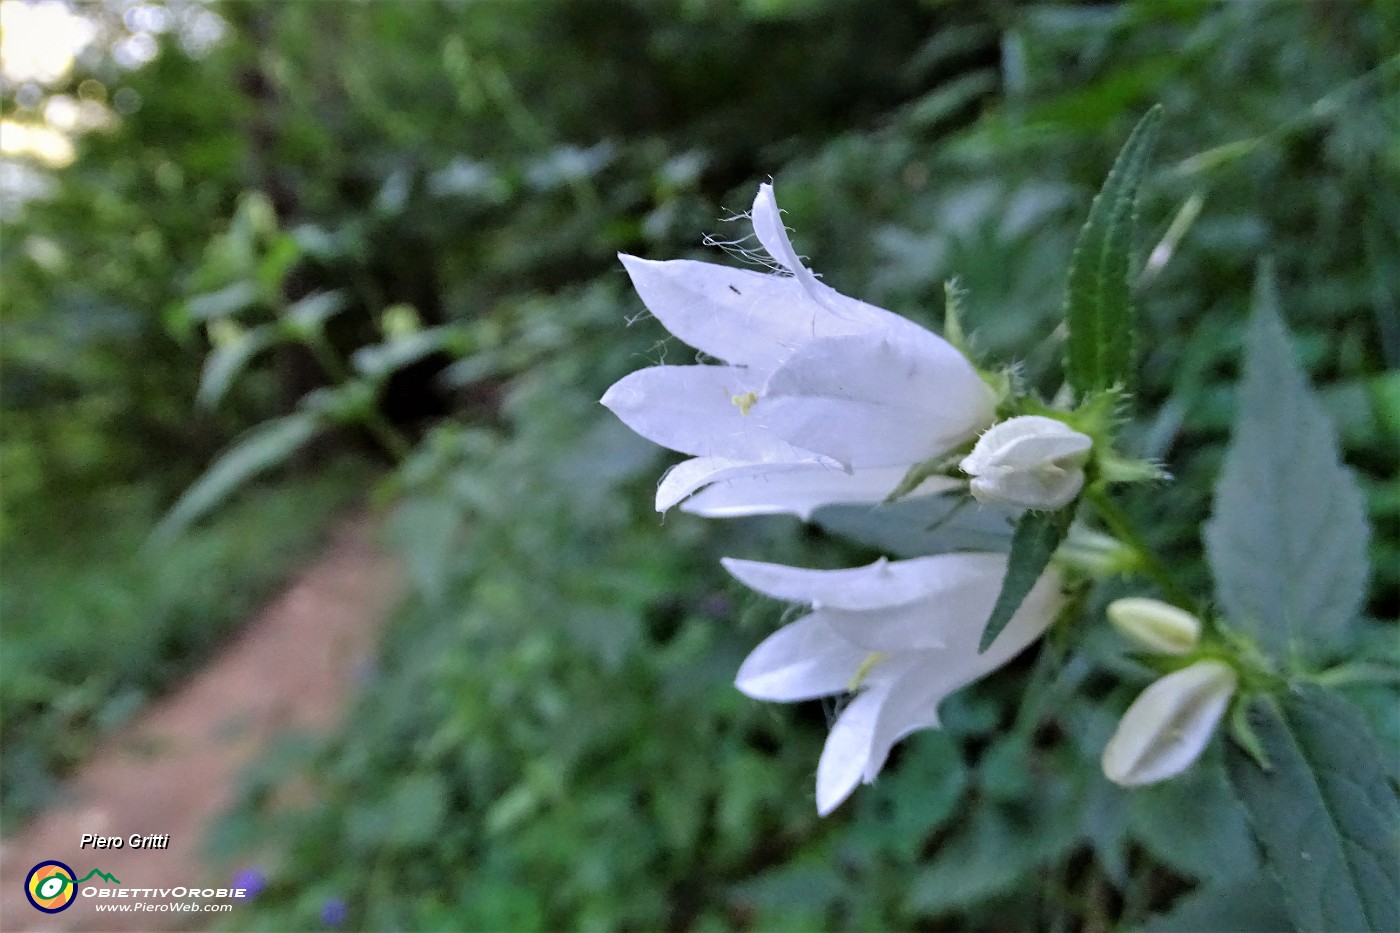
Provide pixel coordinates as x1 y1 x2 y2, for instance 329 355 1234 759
1227 694 1272 771
885 452 960 503
942 278 971 356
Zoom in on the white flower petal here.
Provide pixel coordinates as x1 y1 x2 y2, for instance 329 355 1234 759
861 663 950 781
722 554 956 611
621 254 876 370
656 454 845 513
960 416 1090 474
1102 660 1237 787
600 365 799 461
995 430 1094 465
734 613 869 702
749 184 935 335
750 183 823 293
856 568 1065 782
681 465 957 519
762 333 995 468
968 468 1084 511
961 415 1092 510
808 553 1002 650
815 685 889 816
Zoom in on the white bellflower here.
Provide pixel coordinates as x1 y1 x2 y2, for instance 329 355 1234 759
725 553 1064 814
602 184 996 518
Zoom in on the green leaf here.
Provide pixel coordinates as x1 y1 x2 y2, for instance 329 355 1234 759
197 327 280 408
282 290 347 333
979 506 1074 652
906 778 1081 915
1203 266 1370 661
184 281 260 322
351 326 469 380
384 773 449 848
812 494 1017 558
152 414 321 543
1128 752 1258 882
1063 105 1162 400
1224 687 1400 933
1146 873 1290 933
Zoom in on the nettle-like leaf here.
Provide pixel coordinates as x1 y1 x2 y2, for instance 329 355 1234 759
1204 267 1370 662
978 506 1074 653
1063 105 1163 401
1225 687 1400 933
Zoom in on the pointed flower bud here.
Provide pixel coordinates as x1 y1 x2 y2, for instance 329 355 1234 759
1107 597 1201 655
1102 660 1237 787
960 415 1092 510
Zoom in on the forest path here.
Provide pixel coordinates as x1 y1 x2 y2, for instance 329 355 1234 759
0 515 399 932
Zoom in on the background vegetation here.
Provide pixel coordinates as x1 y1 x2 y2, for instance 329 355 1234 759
1 0 1394 929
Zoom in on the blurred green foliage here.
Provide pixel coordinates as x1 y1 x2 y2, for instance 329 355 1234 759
0 463 368 828
1 0 1395 929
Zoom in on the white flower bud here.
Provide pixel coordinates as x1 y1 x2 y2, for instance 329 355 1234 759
1107 597 1201 655
1102 660 1237 787
960 415 1093 510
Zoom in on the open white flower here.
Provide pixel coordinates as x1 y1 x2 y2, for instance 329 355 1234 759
601 183 995 518
1101 659 1236 787
960 415 1093 510
725 553 1064 814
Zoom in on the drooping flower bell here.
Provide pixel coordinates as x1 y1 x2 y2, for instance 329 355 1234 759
960 415 1092 510
601 183 996 518
725 552 1065 814
1101 659 1237 787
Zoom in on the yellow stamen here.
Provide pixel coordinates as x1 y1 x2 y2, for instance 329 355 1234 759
848 652 889 691
730 390 759 415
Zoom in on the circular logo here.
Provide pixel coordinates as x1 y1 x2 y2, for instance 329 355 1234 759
25 860 78 913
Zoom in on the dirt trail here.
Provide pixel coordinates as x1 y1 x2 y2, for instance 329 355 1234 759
0 515 399 932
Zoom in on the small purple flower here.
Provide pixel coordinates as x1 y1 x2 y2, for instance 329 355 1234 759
232 867 265 899
320 897 348 928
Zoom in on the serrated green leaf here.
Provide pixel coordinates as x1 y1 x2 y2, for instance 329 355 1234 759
1145 872 1290 933
1064 106 1162 399
197 327 280 408
1224 687 1400 933
1128 752 1257 882
152 414 321 543
979 506 1074 652
1203 266 1370 662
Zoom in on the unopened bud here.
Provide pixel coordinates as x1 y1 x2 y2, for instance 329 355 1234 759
381 303 422 341
208 318 246 349
1102 660 1236 787
1107 597 1200 655
960 415 1092 510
